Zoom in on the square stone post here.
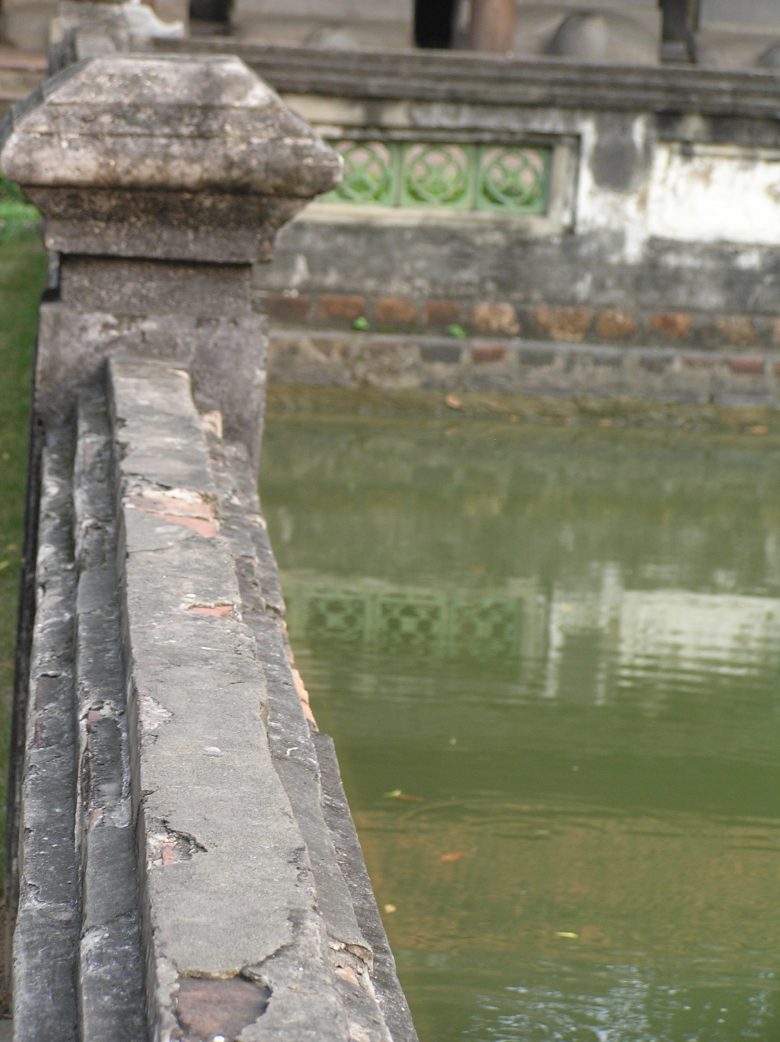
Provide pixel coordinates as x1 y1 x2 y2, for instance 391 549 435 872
1 53 342 471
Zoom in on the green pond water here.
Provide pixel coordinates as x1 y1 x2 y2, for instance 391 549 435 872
261 416 780 1042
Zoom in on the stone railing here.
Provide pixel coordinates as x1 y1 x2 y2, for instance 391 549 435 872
1 52 416 1042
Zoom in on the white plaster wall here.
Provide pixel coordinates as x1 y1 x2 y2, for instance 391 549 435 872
646 143 780 246
574 112 653 263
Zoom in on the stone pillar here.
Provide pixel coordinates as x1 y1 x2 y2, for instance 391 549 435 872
468 0 517 52
1 53 341 469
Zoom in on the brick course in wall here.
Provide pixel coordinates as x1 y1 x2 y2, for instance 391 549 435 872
262 291 779 355
267 328 780 407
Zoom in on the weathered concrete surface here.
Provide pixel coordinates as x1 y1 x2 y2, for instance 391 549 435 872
206 425 416 1042
111 358 356 1040
108 357 412 1041
73 394 147 1042
12 431 79 1042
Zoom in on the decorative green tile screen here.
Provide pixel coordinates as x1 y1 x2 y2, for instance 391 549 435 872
322 140 551 215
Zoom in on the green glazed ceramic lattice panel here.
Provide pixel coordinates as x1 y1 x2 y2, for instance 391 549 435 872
322 139 551 214
476 145 550 214
400 143 474 210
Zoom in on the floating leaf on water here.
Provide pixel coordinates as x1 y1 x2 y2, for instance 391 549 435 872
384 789 424 803
555 931 579 940
444 394 464 411
383 904 397 914
746 424 769 435
439 848 477 863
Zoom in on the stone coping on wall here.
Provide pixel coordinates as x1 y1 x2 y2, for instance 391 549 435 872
12 355 416 1042
267 328 780 407
154 37 780 119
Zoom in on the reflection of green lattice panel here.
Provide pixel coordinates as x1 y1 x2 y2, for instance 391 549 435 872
452 598 521 659
306 592 367 645
378 594 446 654
322 139 551 215
476 146 550 214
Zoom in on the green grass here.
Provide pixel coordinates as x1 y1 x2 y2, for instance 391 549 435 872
0 179 41 244
0 231 47 874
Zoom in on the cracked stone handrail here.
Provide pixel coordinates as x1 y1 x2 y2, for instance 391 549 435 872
1 52 417 1041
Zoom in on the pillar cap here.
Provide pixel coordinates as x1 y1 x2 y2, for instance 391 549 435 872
0 54 341 262
2 53 341 197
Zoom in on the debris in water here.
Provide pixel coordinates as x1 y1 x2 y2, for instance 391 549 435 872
384 789 424 803
439 849 477 863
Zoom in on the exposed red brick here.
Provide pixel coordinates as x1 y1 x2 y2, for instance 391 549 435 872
374 296 418 327
127 491 218 537
310 337 349 360
727 356 765 377
712 315 760 346
469 302 520 336
363 340 405 359
265 293 311 324
640 354 671 373
161 515 218 538
127 491 212 519
291 666 316 726
423 299 462 328
420 343 462 364
317 294 366 324
595 308 637 341
532 305 592 343
472 343 507 364
649 312 693 340
177 978 270 1039
682 355 718 368
187 603 235 618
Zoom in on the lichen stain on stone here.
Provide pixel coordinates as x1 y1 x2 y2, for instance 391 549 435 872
176 976 271 1041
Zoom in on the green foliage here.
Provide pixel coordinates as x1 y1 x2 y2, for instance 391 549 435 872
0 177 41 243
353 315 370 331
0 237 47 876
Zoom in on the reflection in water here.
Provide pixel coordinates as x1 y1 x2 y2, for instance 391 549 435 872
261 419 780 1041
